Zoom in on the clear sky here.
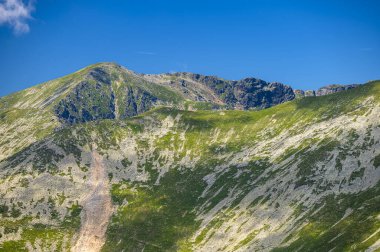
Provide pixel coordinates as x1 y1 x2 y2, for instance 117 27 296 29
0 0 379 97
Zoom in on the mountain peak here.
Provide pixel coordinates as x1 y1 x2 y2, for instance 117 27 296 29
78 62 139 78
84 61 122 69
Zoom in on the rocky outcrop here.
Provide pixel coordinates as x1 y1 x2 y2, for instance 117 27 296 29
295 84 360 98
305 90 316 97
54 80 116 124
169 73 295 109
54 66 160 124
234 80 295 109
122 87 157 118
294 89 305 99
316 84 360 96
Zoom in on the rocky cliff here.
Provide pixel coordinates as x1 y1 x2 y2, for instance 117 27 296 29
165 73 295 109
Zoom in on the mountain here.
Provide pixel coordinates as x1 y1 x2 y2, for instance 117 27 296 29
0 62 295 161
0 63 379 252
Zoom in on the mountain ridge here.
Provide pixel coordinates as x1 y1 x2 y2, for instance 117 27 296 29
1 62 365 115
0 63 379 251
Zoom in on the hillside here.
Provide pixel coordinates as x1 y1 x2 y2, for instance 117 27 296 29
0 63 297 161
0 64 379 251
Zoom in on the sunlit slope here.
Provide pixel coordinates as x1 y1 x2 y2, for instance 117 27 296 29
0 63 184 161
0 81 379 251
1 62 293 162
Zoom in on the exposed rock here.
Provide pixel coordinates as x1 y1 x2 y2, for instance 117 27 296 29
294 89 305 98
54 80 116 124
123 87 157 118
52 64 298 124
305 90 316 97
169 73 295 109
316 84 360 96
297 84 361 98
51 64 364 125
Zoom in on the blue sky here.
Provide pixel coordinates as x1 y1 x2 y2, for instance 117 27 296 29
0 0 379 97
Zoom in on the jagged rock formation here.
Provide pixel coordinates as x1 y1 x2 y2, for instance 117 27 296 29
0 63 379 252
295 84 360 99
163 73 295 109
294 89 305 98
47 63 297 125
316 84 361 96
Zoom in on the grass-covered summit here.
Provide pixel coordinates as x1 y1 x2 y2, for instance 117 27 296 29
0 64 379 251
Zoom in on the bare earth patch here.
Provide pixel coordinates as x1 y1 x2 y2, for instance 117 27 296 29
72 148 113 252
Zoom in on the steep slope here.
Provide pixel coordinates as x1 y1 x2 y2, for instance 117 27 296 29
144 72 295 109
53 63 183 124
0 62 184 161
72 147 112 252
0 62 297 161
0 79 379 251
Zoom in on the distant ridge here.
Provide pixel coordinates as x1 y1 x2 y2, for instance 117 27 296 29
294 83 361 98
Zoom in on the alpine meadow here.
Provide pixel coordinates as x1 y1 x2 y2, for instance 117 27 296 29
0 63 379 251
1 1 380 251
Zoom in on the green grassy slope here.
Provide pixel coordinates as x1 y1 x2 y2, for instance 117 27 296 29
101 81 380 251
0 80 379 251
0 63 187 161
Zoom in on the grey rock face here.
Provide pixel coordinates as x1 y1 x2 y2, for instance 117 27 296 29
171 73 295 109
55 67 159 124
316 84 360 96
296 84 361 98
55 80 116 124
294 89 305 98
305 90 316 97
123 87 157 118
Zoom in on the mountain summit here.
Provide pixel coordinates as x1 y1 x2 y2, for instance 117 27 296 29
0 63 379 251
51 62 296 124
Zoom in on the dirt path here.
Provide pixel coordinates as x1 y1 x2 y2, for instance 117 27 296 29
72 148 113 252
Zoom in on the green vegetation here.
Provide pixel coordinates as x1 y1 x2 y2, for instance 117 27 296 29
373 153 380 168
103 167 209 252
274 181 380 252
0 202 82 251
1 67 380 251
294 139 339 188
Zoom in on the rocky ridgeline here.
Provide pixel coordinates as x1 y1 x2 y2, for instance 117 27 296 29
168 73 295 109
294 84 360 98
27 63 364 125
52 63 298 124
